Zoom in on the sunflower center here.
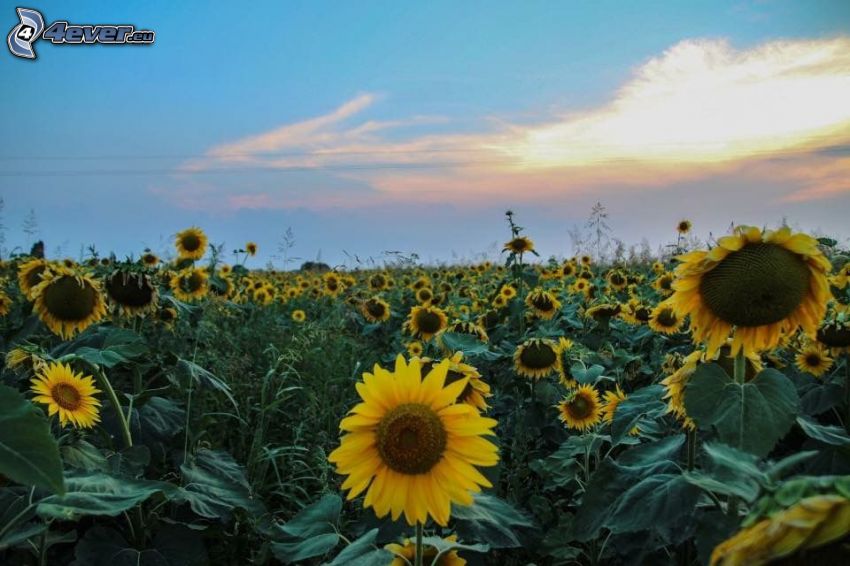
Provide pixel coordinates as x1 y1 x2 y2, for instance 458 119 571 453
51 383 82 411
185 272 204 292
415 310 442 334
656 308 678 327
805 354 822 368
181 234 201 252
366 300 386 318
699 243 810 327
530 293 555 311
376 403 447 474
106 273 155 308
42 276 97 321
568 395 592 419
520 342 557 369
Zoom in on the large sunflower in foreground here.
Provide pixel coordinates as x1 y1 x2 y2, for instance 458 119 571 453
174 227 208 260
31 266 107 339
405 304 448 341
513 338 560 379
558 384 602 431
328 356 499 526
668 226 831 357
30 362 101 428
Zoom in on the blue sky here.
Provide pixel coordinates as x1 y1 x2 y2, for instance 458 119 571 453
1 1 849 266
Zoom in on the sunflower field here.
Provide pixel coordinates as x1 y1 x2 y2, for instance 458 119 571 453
1 218 850 566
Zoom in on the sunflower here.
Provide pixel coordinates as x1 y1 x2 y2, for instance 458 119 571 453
369 273 390 291
817 319 850 353
158 306 178 326
422 352 492 411
677 219 692 234
504 236 534 254
105 271 158 316
667 226 831 357
328 356 499 526
580 255 592 267
30 362 101 428
0 291 11 316
525 288 562 320
385 534 466 566
648 303 683 335
795 343 834 378
174 227 208 261
17 258 49 299
606 270 628 292
323 272 344 297
292 309 306 323
405 305 448 341
570 279 592 298
169 268 209 302
499 284 518 300
140 252 159 267
31 266 107 339
561 262 577 279
652 261 665 274
446 320 489 343
585 303 621 321
653 272 675 296
361 297 391 323
601 385 640 435
406 341 424 357
514 338 560 379
245 242 258 256
416 287 434 304
619 300 652 325
558 385 602 431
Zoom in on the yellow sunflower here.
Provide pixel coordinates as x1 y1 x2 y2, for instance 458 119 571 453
416 287 434 304
817 319 850 354
328 356 499 526
513 338 560 379
499 284 518 300
606 270 628 292
140 252 159 267
169 268 209 302
174 227 208 260
558 384 602 432
504 236 534 254
601 385 640 435
406 341 424 357
648 303 683 335
795 343 834 378
30 362 101 428
17 258 49 299
677 219 692 234
386 534 466 566
292 309 306 323
245 242 258 256
0 291 11 316
525 288 562 320
31 266 107 339
667 225 831 357
361 297 391 323
405 305 448 341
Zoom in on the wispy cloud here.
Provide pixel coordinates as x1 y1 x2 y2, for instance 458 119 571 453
174 36 850 210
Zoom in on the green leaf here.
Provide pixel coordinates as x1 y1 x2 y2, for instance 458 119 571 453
0 384 65 495
605 474 701 535
178 449 264 521
685 365 799 457
62 439 108 472
617 435 685 468
610 385 666 444
797 416 850 446
71 525 208 566
451 494 533 548
38 470 176 520
281 494 342 538
272 533 340 564
420 535 489 555
326 528 393 566
174 359 238 412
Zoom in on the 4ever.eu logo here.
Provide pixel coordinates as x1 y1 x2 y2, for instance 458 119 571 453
7 7 154 59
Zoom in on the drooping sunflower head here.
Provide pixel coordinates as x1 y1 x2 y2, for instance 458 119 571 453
525 288 562 320
30 361 101 429
585 302 621 322
174 227 208 261
504 236 534 254
558 384 602 432
328 356 498 526
648 303 683 335
677 219 692 234
361 297 391 323
245 242 258 256
601 385 627 424
405 304 448 341
817 319 850 354
32 266 107 340
795 343 834 378
513 338 560 379
668 226 831 357
169 268 209 302
0 291 11 316
105 270 158 317
446 320 489 343
292 309 306 323
17 258 49 299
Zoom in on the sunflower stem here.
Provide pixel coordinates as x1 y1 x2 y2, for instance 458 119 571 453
733 350 746 385
414 521 424 566
686 427 696 471
844 354 850 434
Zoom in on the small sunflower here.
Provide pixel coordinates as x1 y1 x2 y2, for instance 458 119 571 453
406 341 424 357
292 309 306 323
30 362 101 428
405 304 448 341
606 270 628 292
525 288 562 320
17 258 49 299
558 385 602 432
667 225 831 357
415 287 434 304
245 242 258 256
174 227 208 261
361 297 391 323
0 291 11 316
140 252 159 267
169 268 209 302
677 219 693 234
385 534 466 566
499 284 518 300
795 343 834 378
653 272 675 296
32 266 107 339
648 303 683 335
328 356 498 526
514 338 560 379
504 236 534 254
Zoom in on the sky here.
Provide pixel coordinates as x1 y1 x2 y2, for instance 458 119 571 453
1 0 849 267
